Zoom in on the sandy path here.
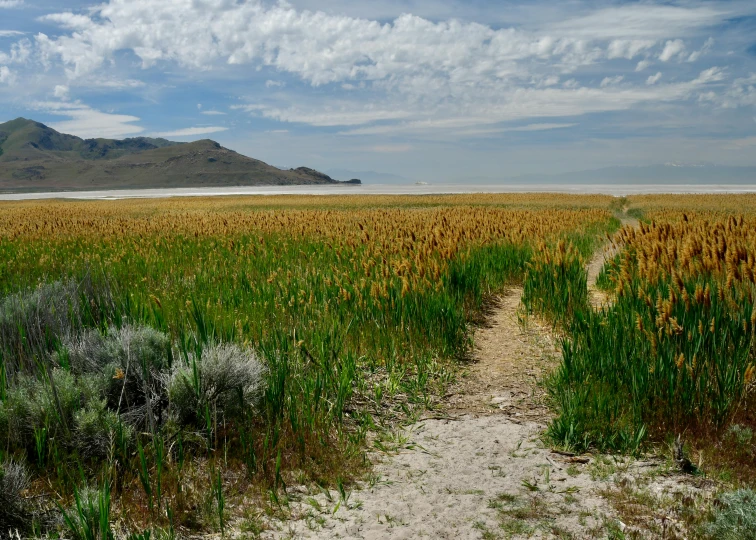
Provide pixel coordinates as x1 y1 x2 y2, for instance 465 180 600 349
261 215 709 539
265 290 621 539
587 212 639 309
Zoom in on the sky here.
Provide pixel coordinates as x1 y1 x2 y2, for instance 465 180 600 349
1 0 755 182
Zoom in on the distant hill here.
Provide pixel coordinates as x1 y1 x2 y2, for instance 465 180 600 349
0 118 356 191
326 168 409 184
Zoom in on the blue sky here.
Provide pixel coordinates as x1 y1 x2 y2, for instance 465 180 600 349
1 0 755 181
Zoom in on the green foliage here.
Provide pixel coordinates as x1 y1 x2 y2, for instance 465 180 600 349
60 484 114 540
704 489 756 540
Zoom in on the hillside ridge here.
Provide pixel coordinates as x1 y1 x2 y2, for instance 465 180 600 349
0 118 358 191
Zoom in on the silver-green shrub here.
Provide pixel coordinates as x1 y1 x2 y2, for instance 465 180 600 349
705 489 756 539
169 343 266 425
0 460 31 531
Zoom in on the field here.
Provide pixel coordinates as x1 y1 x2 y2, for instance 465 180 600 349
0 193 755 537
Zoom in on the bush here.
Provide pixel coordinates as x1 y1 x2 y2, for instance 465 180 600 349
73 399 129 459
704 489 756 539
0 275 114 377
169 343 266 426
63 324 171 430
0 460 31 531
0 369 103 452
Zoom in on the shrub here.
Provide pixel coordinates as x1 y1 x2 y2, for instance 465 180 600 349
63 324 171 430
704 489 756 539
0 460 31 531
1 369 103 451
0 275 114 377
169 343 266 426
73 399 129 459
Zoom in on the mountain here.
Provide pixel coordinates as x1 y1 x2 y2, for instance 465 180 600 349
0 118 356 191
326 168 410 184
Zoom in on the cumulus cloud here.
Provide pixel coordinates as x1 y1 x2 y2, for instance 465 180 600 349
153 126 228 137
600 75 624 88
0 65 13 84
659 39 686 62
646 72 662 85
10 0 745 139
53 84 68 98
0 38 31 65
30 101 144 138
0 0 24 8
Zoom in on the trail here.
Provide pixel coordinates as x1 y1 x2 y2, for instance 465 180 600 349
587 211 639 309
263 211 707 540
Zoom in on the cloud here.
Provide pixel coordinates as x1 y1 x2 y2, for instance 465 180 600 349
659 39 685 62
646 72 662 85
153 126 228 137
687 37 714 63
12 0 749 144
0 0 23 8
600 75 624 88
30 101 144 138
0 38 31 65
0 31 24 37
0 65 12 84
201 110 226 115
53 84 68 98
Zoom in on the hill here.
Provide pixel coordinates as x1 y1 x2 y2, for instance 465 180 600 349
0 118 356 191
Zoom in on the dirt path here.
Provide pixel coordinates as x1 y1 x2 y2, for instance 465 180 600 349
587 212 639 309
266 290 621 539
263 216 710 539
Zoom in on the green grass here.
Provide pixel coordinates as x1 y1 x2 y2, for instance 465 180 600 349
0 200 615 533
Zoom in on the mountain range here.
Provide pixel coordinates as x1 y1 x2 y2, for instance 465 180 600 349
0 118 357 192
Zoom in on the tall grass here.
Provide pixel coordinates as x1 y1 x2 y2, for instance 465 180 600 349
530 214 756 454
0 196 613 533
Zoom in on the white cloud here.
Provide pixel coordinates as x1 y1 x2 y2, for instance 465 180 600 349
600 75 624 88
153 126 228 137
545 5 728 40
13 0 746 142
0 31 24 37
607 40 655 60
0 1 24 8
659 39 685 62
0 38 31 65
0 65 13 84
30 101 144 138
53 84 69 98
687 37 714 63
201 110 227 115
646 72 662 85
